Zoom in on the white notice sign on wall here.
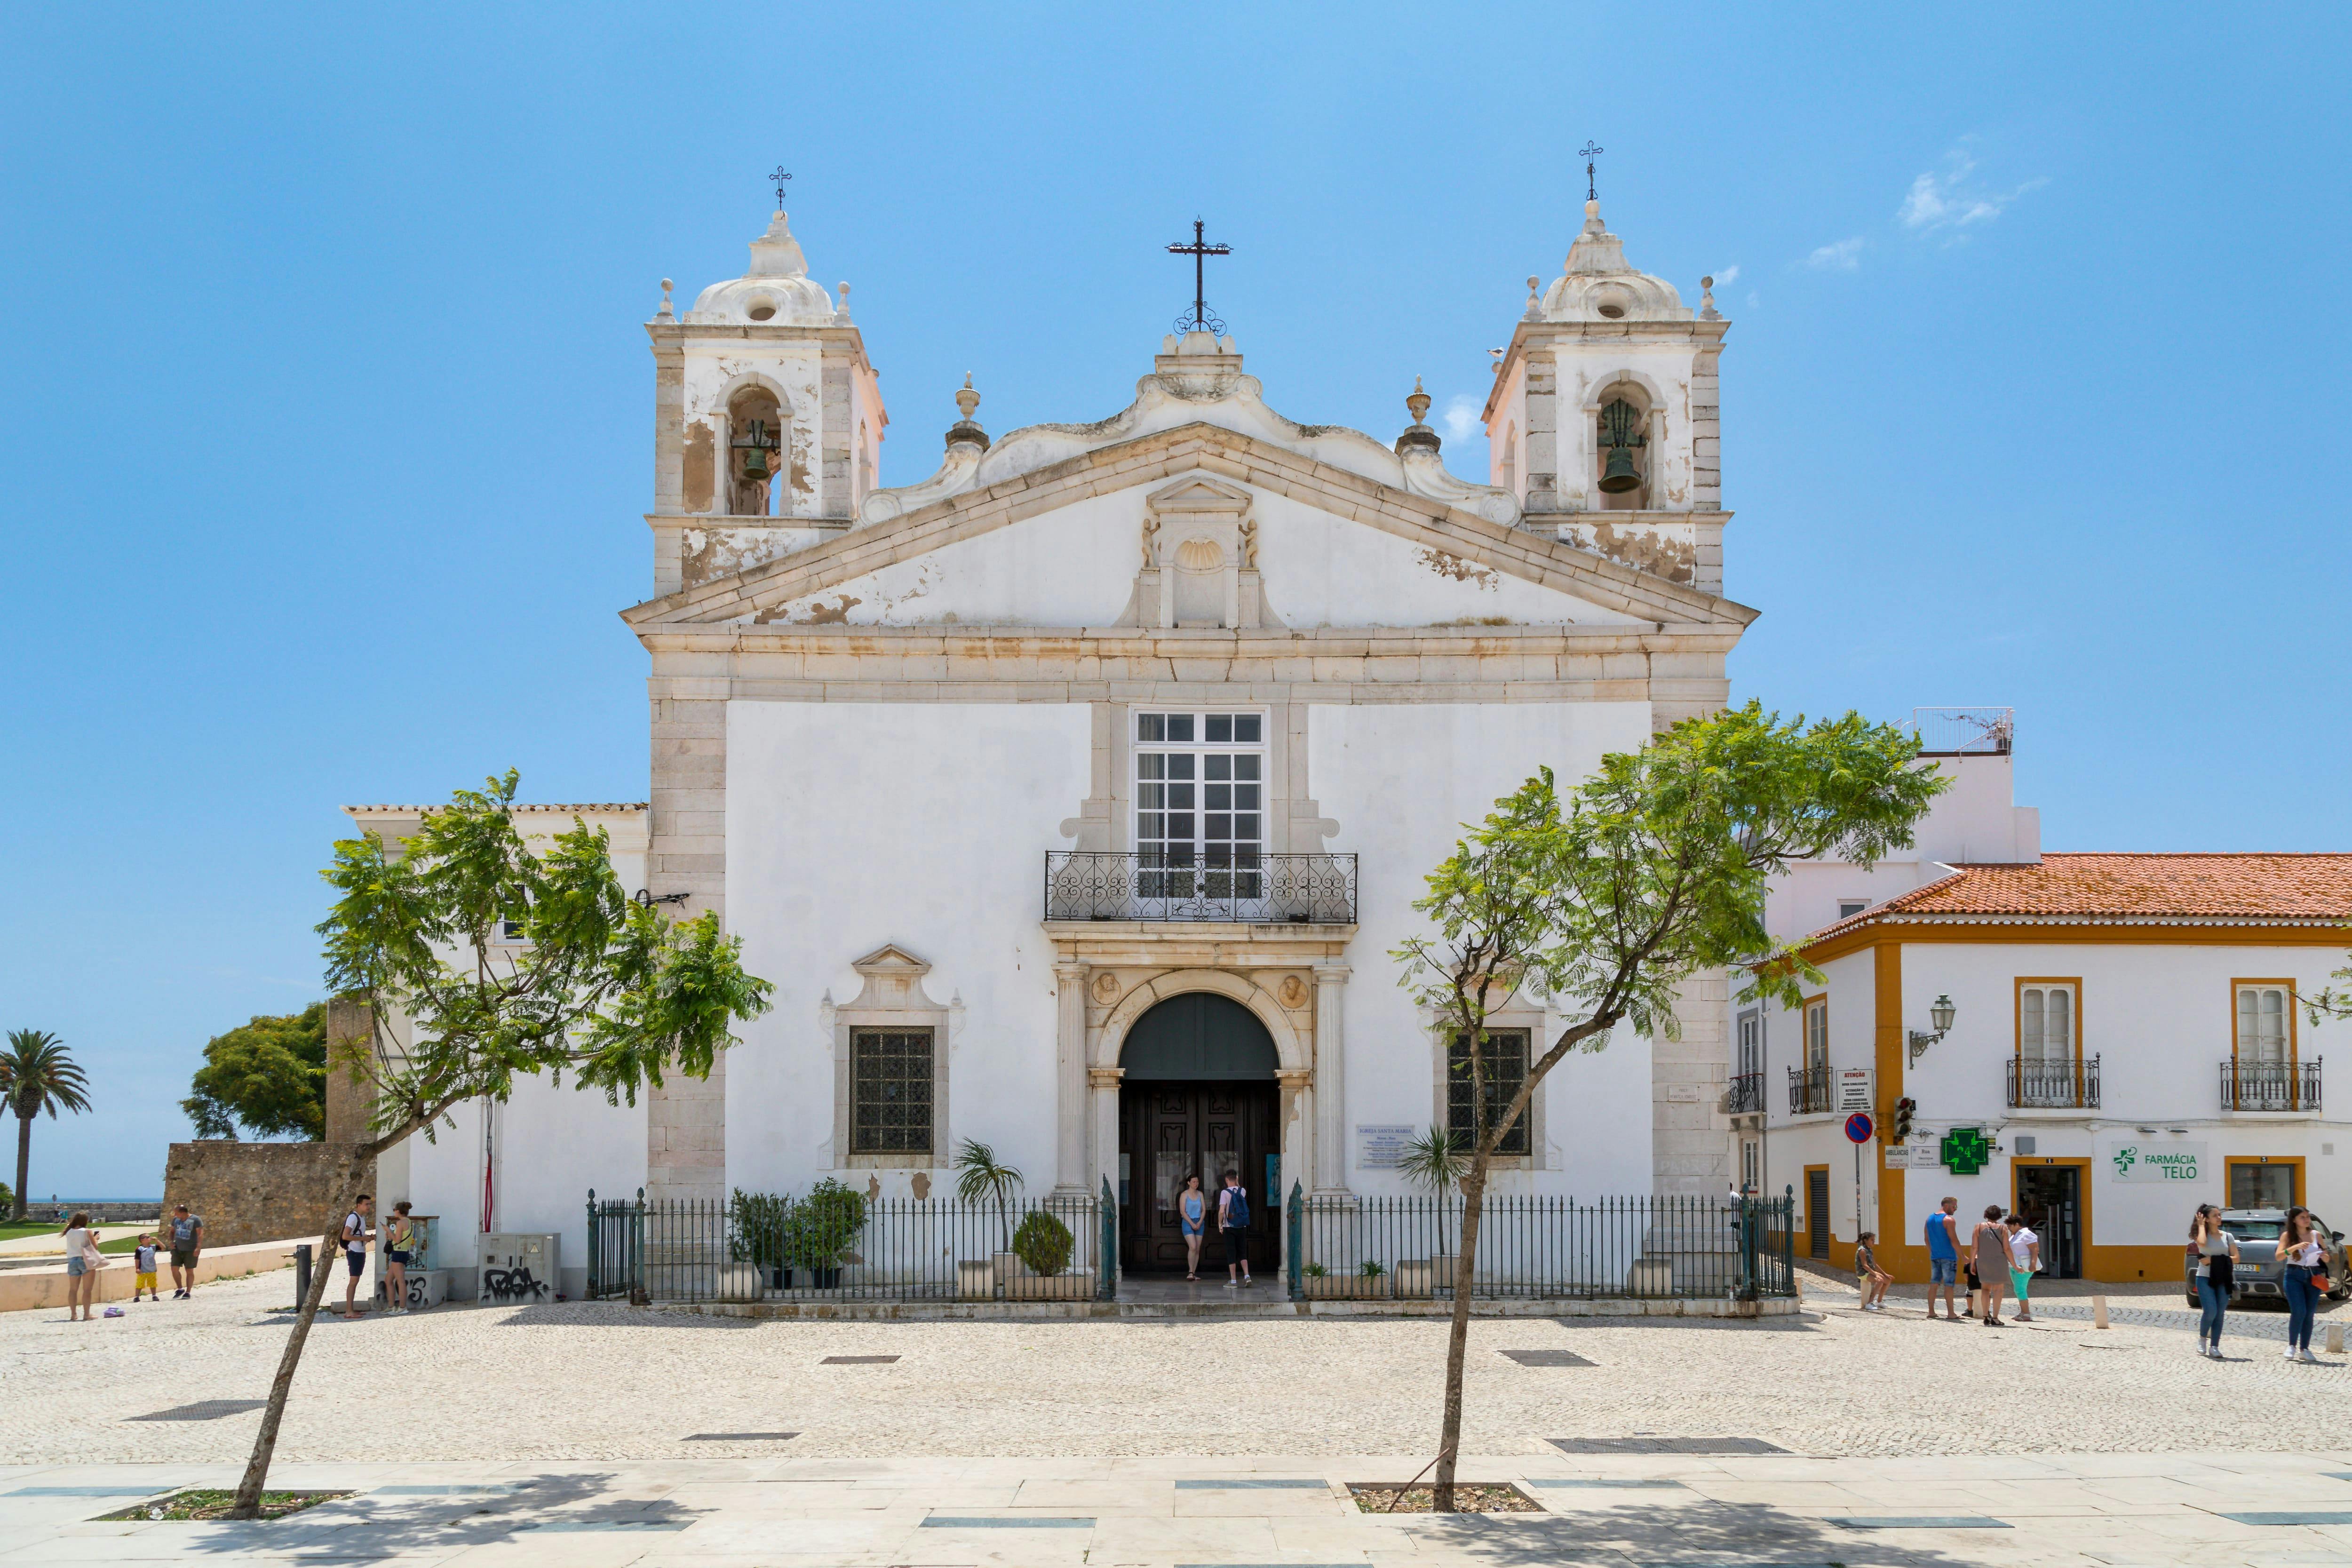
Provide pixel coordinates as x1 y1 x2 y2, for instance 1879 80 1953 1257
1356 1125 1415 1170
2105 1140 2208 1184
1836 1069 1875 1112
1883 1144 1914 1169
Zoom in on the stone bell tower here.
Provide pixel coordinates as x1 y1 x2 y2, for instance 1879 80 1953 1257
644 205 889 598
1482 187 1729 595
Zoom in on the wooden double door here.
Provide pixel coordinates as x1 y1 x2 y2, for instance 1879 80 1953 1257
1120 1079 1279 1273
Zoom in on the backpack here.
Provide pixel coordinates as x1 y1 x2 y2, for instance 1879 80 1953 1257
1224 1186 1249 1227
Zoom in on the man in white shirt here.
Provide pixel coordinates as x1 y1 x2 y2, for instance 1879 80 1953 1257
337 1195 374 1319
2005 1212 2041 1322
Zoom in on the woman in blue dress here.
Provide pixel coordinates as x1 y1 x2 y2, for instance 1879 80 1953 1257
1178 1175 1207 1281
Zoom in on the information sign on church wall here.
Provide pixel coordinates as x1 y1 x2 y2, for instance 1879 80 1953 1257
1356 1125 1414 1170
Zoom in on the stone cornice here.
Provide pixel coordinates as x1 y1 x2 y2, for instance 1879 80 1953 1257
1482 317 1731 423
621 422 1755 634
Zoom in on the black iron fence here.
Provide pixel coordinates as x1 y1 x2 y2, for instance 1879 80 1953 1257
586 1183 1117 1305
2007 1054 2100 1109
2222 1058 2322 1112
1788 1064 1832 1115
1283 1185 1796 1301
1044 851 1358 923
1724 1071 1765 1115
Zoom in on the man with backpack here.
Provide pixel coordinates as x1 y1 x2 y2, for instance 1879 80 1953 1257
1217 1169 1254 1288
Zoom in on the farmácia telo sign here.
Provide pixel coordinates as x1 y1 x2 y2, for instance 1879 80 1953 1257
2105 1142 2206 1183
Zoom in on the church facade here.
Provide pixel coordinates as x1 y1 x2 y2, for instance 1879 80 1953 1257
369 196 1753 1287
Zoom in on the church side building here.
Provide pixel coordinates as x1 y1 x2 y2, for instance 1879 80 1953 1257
375 195 1750 1293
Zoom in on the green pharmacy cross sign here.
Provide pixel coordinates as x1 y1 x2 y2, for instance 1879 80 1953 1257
1939 1126 1993 1176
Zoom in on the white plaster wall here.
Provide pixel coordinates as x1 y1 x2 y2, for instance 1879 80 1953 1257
724 701 1094 1196
683 343 824 517
1309 700 1656 1195
1552 343 1700 512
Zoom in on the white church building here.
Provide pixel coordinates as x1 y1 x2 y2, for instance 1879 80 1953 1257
358 194 1755 1292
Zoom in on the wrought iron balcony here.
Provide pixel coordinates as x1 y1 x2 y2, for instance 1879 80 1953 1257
2221 1059 2321 1112
2007 1054 2100 1110
1044 851 1358 924
1787 1064 1832 1116
1724 1071 1765 1116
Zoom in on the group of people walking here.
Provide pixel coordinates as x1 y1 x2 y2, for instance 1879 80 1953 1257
1874 1198 2042 1324
57 1205 205 1321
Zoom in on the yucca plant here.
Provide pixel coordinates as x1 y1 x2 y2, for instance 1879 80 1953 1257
1396 1123 1470 1257
953 1138 1024 1252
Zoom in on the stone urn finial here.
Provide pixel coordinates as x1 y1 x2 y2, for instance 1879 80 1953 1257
955 373 981 422
1406 375 1432 428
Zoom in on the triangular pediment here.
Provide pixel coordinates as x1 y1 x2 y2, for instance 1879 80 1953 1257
850 944 929 975
625 423 1754 634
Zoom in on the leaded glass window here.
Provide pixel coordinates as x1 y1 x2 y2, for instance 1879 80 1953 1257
850 1027 933 1154
1447 1029 1531 1156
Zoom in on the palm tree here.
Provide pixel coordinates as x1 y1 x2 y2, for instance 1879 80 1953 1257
1 1030 91 1221
953 1139 1025 1252
1397 1123 1471 1261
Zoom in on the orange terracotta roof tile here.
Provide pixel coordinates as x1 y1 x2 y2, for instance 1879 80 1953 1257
1804 853 2352 945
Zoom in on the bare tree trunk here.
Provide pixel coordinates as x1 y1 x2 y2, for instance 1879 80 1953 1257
227 1176 367 1519
11 1115 28 1221
1432 1161 1489 1512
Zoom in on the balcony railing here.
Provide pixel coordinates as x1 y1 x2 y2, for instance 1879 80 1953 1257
1043 852 1358 924
2222 1058 2321 1112
1724 1071 1765 1116
1788 1064 1832 1116
2008 1054 2100 1109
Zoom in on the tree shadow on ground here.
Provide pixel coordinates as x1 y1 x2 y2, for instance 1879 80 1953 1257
140 1470 710 1558
1401 1496 1998 1567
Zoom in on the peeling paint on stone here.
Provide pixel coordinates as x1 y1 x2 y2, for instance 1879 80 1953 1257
1414 547 1499 589
1560 521 1698 585
683 422 715 512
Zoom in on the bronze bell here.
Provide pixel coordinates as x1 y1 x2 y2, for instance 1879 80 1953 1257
733 418 778 481
1598 442 1642 493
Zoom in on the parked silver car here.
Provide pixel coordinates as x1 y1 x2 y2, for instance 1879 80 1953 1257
2183 1209 2350 1306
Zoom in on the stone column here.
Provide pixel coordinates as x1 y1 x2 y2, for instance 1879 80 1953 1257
1653 969 1732 1197
1088 1067 1125 1202
1311 962 1352 1194
1053 962 1089 1195
1275 1067 1312 1210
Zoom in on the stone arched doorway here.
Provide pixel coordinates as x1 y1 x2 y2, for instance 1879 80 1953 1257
1119 993 1280 1275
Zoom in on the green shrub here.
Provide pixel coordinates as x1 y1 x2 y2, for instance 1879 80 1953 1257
729 1189 792 1266
1359 1259 1386 1278
1303 1262 1329 1278
1012 1209 1074 1276
787 1179 869 1269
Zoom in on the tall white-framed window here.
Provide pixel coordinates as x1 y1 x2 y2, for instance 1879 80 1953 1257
1804 998 1828 1073
1133 710 1265 897
2018 982 2078 1070
2237 983 2292 1068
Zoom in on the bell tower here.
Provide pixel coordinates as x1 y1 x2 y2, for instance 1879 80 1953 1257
644 203 889 596
1482 182 1728 594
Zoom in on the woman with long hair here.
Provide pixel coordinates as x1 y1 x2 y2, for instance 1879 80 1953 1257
2189 1204 2238 1358
2280 1205 2325 1363
1176 1175 1207 1282
59 1211 102 1321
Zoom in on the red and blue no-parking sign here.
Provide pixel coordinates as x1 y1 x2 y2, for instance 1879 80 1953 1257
1844 1111 1875 1144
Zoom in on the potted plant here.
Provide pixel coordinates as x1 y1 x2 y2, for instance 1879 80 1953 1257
1006 1208 1089 1298
730 1188 793 1290
1396 1123 1469 1295
954 1140 1024 1293
787 1178 867 1290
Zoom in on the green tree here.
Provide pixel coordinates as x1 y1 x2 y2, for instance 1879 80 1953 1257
1 1030 91 1222
229 771 773 1519
952 1138 1025 1251
183 1003 328 1140
1394 703 1945 1510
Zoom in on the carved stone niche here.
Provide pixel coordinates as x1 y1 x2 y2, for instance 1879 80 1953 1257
1136 474 1264 629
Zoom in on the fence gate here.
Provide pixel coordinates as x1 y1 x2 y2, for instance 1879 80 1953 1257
1805 1169 1831 1260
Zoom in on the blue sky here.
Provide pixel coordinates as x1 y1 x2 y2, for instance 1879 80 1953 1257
2 4 2344 1200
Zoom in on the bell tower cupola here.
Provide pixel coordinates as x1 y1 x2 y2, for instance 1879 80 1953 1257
1481 160 1729 593
644 199 889 595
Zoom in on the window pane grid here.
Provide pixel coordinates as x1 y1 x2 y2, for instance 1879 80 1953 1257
850 1028 933 1154
1447 1030 1532 1156
1135 711 1265 901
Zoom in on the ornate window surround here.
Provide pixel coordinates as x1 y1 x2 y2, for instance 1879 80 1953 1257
824 944 960 1169
1423 990 1553 1172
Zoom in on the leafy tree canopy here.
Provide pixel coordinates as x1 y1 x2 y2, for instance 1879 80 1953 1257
183 1003 327 1140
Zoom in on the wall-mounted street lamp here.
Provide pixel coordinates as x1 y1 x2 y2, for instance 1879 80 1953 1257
1908 995 1957 1065
634 888 691 909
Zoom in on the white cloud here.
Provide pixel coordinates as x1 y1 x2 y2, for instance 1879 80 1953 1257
1804 237 1865 271
1899 150 2046 240
1440 394 1482 444
1712 264 1740 288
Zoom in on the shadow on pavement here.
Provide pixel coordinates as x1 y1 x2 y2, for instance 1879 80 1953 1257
145 1470 708 1557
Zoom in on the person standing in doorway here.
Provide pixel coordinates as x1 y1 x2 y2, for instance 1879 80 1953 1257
1177 1176 1207 1282
337 1195 374 1320
2280 1205 2324 1363
2005 1212 2040 1323
1924 1197 1964 1320
164 1205 203 1298
1972 1204 2010 1327
2190 1203 2238 1359
1217 1169 1253 1288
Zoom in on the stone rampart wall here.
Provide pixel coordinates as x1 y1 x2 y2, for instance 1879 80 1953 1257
160 1141 377 1248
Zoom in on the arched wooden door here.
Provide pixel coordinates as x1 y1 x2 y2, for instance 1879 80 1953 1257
1117 993 1280 1274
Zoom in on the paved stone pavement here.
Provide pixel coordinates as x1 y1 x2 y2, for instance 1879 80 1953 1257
5 1269 2351 1466
12 1451 2352 1566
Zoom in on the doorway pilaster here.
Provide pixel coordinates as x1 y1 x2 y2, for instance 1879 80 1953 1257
1312 960 1352 1195
1053 961 1089 1197
1088 1066 1124 1202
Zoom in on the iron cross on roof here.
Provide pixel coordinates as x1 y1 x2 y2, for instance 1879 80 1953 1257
1166 218 1232 337
769 166 792 210
1580 142 1603 202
